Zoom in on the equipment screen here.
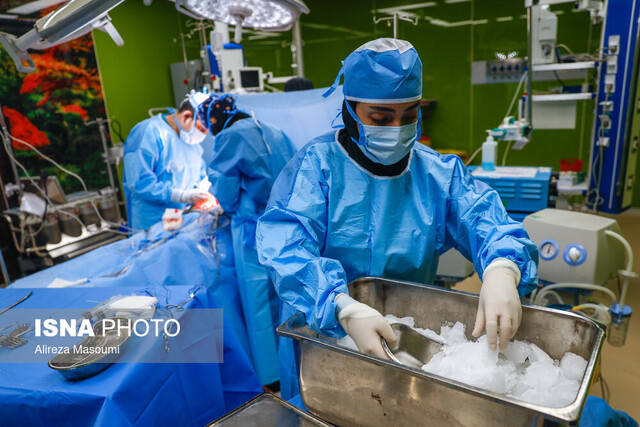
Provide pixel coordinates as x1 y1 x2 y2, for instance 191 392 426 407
240 69 260 90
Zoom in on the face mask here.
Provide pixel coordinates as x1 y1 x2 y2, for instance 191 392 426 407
361 121 418 165
174 114 206 145
343 101 421 165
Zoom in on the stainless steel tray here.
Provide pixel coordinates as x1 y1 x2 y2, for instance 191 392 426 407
278 277 605 426
207 393 333 426
48 317 131 380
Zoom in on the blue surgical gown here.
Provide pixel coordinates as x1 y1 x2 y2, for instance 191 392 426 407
209 118 296 385
256 130 538 398
123 115 206 230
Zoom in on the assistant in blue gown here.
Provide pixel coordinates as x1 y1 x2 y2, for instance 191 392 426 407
199 94 296 385
256 38 539 399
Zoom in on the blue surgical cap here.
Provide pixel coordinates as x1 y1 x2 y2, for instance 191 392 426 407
323 38 422 104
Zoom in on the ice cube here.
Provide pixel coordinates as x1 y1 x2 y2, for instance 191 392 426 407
385 314 415 328
439 321 467 345
502 340 529 364
560 352 588 381
526 342 554 364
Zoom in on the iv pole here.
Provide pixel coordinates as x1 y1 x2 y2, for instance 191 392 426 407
373 11 418 38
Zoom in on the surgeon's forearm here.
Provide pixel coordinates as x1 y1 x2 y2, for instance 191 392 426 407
334 293 357 318
133 181 174 203
259 244 348 335
482 258 521 283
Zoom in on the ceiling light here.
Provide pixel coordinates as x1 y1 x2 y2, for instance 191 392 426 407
0 0 125 73
176 0 309 33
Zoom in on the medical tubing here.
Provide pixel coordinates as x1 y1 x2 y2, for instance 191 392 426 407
588 90 611 212
464 145 483 167
501 141 512 166
505 71 528 118
9 134 142 234
1 132 89 234
10 136 121 235
198 210 221 277
5 209 45 241
533 283 617 306
604 229 635 307
541 290 565 305
98 219 191 280
572 303 611 324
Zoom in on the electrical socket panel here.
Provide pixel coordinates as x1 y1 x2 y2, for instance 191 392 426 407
605 74 616 93
601 101 614 112
484 59 526 83
608 35 620 54
607 55 618 74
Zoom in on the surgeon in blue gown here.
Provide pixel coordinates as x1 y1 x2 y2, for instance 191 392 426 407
256 38 539 399
123 91 211 230
198 94 296 386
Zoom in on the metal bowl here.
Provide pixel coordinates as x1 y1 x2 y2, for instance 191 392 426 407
78 202 100 227
44 213 62 245
381 323 443 369
58 207 82 237
48 317 132 380
98 192 119 223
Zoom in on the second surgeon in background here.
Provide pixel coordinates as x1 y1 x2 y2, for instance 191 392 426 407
199 95 296 386
123 91 211 230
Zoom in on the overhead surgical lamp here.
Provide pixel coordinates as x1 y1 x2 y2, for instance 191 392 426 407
174 0 310 43
0 0 126 73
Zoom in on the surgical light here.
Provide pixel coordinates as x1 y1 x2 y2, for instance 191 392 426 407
0 0 125 73
175 0 309 43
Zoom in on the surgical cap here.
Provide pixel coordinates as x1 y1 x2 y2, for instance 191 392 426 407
198 94 249 135
188 90 209 111
323 38 422 104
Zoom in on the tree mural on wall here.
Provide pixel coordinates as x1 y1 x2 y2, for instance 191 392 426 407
0 3 111 193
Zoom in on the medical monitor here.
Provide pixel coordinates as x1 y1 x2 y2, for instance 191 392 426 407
238 67 263 92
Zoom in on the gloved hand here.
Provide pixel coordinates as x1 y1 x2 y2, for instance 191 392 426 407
170 188 211 204
338 301 397 360
472 259 522 352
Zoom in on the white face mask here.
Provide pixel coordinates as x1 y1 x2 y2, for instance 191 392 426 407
174 114 206 145
180 126 206 145
361 121 418 165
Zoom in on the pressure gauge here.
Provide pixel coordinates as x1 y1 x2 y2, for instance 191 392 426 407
563 244 587 266
539 239 559 261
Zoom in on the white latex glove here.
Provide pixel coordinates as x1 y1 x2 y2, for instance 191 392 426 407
338 301 397 360
170 188 210 204
472 259 522 352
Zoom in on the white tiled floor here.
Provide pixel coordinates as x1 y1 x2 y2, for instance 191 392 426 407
454 208 640 420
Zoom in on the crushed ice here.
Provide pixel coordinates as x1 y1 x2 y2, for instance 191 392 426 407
336 314 587 408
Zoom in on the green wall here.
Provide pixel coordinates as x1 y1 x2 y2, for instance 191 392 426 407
93 0 201 140
93 0 640 207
